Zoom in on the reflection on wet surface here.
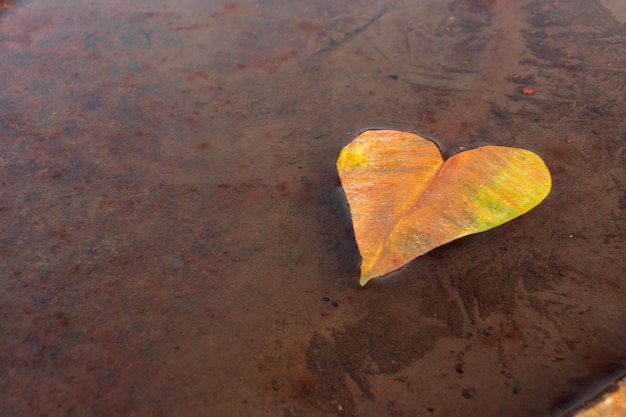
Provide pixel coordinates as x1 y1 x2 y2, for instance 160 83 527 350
0 0 624 416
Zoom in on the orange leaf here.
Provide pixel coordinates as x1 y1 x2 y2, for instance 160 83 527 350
337 130 552 286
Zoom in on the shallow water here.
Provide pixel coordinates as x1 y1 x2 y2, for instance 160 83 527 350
0 0 624 416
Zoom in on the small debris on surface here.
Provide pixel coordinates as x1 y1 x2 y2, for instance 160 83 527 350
551 354 565 362
462 389 475 399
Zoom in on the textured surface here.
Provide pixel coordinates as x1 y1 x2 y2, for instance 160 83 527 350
570 374 626 417
0 0 624 416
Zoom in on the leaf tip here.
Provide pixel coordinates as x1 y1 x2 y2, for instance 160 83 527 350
360 270 381 287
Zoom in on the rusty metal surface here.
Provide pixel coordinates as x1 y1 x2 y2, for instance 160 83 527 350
567 373 626 417
0 0 624 416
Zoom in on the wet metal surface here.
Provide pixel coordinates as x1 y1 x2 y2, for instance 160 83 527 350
1 0 625 416
568 372 626 417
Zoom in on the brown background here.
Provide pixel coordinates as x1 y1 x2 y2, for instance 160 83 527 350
0 0 624 416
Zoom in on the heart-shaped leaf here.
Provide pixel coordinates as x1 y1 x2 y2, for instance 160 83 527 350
337 130 552 286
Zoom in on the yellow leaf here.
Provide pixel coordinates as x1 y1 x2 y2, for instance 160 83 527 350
337 130 552 286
